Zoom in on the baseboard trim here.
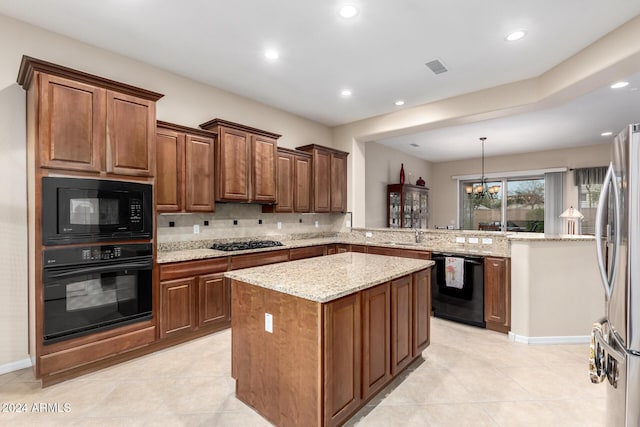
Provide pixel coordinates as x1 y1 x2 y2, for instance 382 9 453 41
508 332 590 345
0 357 32 375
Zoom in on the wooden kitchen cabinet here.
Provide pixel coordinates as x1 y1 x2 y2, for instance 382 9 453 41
484 256 511 334
289 245 326 260
199 118 279 203
412 269 430 355
361 282 391 400
391 275 413 375
156 121 216 212
18 57 162 177
160 278 197 338
263 148 312 213
159 257 230 339
366 246 432 260
198 273 230 328
324 293 362 427
296 144 349 213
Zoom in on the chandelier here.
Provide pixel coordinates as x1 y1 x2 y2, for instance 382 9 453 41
465 137 500 199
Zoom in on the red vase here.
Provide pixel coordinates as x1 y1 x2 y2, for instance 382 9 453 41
400 163 405 184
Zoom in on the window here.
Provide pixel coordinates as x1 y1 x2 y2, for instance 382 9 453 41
460 177 545 232
574 167 607 235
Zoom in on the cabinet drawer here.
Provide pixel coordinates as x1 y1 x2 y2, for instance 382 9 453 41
40 326 155 375
230 249 289 270
289 245 326 260
159 257 229 281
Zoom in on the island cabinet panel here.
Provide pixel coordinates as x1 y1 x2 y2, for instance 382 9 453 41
484 257 511 334
324 293 362 427
361 282 391 400
38 74 105 172
160 278 196 338
412 269 431 355
391 275 413 375
232 280 322 427
200 119 280 203
106 91 156 176
156 121 216 213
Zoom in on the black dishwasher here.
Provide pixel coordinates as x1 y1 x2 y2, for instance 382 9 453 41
431 253 485 328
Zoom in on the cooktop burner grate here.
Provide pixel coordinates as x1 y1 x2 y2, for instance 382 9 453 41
210 240 284 252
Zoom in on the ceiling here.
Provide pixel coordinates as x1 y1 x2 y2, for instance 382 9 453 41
1 0 639 161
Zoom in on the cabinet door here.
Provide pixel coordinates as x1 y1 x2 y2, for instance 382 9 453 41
251 135 277 202
156 128 184 212
106 90 155 176
274 151 294 212
324 293 361 427
294 154 311 212
484 257 511 333
185 134 215 212
160 278 196 338
313 149 331 212
391 275 412 375
38 74 105 172
361 282 391 400
217 126 250 201
412 269 430 356
330 152 348 212
197 274 230 328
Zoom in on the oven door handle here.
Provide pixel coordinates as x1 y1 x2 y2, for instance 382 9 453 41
44 260 152 279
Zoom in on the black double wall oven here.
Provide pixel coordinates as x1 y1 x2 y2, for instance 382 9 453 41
41 177 153 344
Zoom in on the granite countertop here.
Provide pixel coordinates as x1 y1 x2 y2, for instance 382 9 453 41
225 252 434 303
506 233 596 241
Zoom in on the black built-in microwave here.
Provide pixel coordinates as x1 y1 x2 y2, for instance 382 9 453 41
42 177 152 245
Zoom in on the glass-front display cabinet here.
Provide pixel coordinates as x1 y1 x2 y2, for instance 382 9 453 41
387 184 429 228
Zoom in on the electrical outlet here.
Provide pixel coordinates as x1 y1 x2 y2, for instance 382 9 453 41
365 231 373 238
346 220 351 227
265 313 273 333
482 238 493 244
314 221 319 228
277 222 282 230
455 237 465 243
468 237 479 244
193 224 200 234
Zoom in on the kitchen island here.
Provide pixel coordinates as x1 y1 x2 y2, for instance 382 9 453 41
226 252 434 427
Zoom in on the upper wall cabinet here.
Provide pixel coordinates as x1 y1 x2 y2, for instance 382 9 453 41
296 144 349 213
263 147 312 213
200 119 279 204
17 56 163 177
156 121 216 213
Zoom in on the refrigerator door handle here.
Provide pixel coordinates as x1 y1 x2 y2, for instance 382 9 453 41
595 163 620 300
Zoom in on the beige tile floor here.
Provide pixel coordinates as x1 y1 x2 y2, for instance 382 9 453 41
0 317 605 426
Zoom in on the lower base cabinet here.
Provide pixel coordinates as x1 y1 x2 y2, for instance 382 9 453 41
484 257 511 334
159 258 230 339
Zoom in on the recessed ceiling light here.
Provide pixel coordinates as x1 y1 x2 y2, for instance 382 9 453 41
505 30 527 41
601 132 613 137
264 49 279 60
339 5 358 18
395 100 405 106
610 81 629 89
340 89 352 97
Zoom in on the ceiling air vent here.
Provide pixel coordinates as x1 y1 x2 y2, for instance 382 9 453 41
425 59 448 75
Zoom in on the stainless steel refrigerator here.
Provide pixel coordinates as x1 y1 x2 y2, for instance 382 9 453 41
591 123 640 426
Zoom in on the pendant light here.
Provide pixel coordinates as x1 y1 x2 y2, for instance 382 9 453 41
465 137 500 199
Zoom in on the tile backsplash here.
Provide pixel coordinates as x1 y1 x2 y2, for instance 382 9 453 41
157 203 351 243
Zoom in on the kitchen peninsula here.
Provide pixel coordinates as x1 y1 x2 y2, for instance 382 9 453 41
225 252 434 427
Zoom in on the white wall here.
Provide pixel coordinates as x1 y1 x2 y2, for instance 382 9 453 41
429 143 611 228
364 142 432 228
0 14 335 371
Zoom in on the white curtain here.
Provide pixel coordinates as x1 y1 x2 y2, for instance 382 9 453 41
544 172 565 235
